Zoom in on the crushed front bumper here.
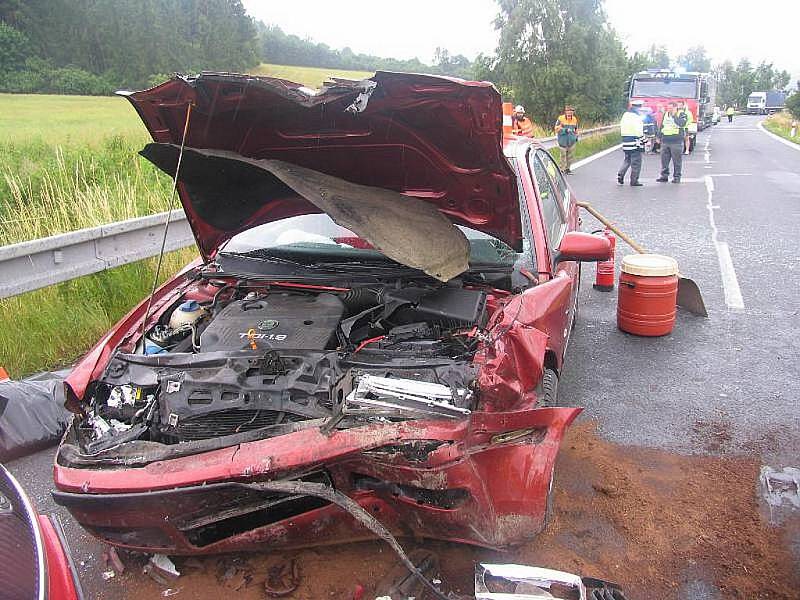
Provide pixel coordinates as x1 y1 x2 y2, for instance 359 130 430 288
53 407 580 554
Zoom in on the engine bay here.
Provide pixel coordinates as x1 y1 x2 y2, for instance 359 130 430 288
69 278 494 458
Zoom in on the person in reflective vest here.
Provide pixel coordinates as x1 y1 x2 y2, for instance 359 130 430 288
554 105 579 173
657 102 688 183
617 100 646 186
726 105 735 123
512 105 534 137
680 102 696 154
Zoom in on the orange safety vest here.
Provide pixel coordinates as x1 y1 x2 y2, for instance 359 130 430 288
513 116 534 136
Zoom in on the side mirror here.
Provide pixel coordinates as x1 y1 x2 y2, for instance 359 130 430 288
555 231 612 263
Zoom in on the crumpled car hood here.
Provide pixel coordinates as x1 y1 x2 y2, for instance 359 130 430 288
123 71 521 261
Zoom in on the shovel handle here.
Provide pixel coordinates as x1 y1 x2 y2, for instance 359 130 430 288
578 201 689 279
576 201 647 254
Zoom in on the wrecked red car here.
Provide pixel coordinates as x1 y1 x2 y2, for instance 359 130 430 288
52 72 611 554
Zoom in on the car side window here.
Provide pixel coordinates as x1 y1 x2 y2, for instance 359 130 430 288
537 149 571 214
529 151 566 252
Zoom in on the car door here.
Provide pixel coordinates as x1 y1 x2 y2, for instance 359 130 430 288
527 149 578 366
536 150 582 330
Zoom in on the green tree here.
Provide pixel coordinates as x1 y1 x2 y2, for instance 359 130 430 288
644 44 670 68
490 0 630 126
0 20 29 70
785 93 800 119
677 46 711 72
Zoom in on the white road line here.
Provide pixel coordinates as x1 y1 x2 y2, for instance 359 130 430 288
704 175 745 310
757 121 800 152
571 143 622 170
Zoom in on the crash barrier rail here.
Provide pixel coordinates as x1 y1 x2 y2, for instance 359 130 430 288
536 123 619 149
0 124 619 299
0 210 194 299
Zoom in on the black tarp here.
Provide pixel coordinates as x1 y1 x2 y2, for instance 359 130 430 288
0 372 71 461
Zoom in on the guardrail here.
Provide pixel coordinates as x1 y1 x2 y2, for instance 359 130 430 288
536 123 618 149
0 124 620 299
0 210 194 299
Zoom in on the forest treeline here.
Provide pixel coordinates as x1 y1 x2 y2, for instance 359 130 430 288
0 0 795 125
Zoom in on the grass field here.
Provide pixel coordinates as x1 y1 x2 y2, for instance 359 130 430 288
249 63 373 88
763 111 799 145
0 67 619 377
0 93 147 144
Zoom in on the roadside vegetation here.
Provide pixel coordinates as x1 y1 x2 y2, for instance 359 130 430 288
763 105 799 145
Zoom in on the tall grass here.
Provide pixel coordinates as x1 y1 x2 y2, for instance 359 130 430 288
1 136 170 245
763 111 799 145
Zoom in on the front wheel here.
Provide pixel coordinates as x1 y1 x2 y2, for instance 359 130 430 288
536 368 560 407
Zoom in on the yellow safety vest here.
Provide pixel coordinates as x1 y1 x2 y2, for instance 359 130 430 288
682 109 697 133
620 111 644 137
661 113 681 136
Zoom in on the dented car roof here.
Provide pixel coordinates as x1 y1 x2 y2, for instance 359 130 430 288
123 71 521 261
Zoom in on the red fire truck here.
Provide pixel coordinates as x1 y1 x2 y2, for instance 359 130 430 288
627 69 716 152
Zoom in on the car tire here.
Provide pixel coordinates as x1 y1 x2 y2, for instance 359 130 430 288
537 368 560 407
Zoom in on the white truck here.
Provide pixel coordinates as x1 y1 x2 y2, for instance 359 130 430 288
747 91 787 115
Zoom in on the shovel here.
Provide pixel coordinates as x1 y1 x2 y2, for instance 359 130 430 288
577 201 708 317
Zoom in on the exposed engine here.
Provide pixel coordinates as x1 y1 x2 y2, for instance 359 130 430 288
71 281 489 458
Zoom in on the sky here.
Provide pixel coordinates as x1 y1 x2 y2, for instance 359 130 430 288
243 0 800 82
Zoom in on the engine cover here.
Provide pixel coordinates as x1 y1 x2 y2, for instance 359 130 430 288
200 293 345 351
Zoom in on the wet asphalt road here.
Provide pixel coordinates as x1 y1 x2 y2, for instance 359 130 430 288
6 114 799 597
560 114 800 466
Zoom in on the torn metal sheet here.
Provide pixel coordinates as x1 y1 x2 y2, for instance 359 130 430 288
475 563 627 600
476 564 585 599
344 374 471 419
345 79 377 113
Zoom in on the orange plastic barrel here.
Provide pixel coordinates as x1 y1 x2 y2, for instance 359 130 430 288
617 254 679 336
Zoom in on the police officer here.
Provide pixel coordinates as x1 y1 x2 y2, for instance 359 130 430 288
617 100 645 186
657 101 688 183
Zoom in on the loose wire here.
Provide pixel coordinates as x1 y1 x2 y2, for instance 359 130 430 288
140 103 194 340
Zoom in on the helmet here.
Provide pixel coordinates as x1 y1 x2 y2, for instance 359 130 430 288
630 99 644 107
514 105 525 114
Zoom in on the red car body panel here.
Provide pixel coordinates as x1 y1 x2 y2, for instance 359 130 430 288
39 515 83 600
54 73 608 555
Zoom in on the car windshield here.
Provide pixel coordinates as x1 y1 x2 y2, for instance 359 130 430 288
220 214 522 270
632 79 697 98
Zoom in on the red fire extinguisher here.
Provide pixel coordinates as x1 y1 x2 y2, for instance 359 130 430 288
593 228 616 291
